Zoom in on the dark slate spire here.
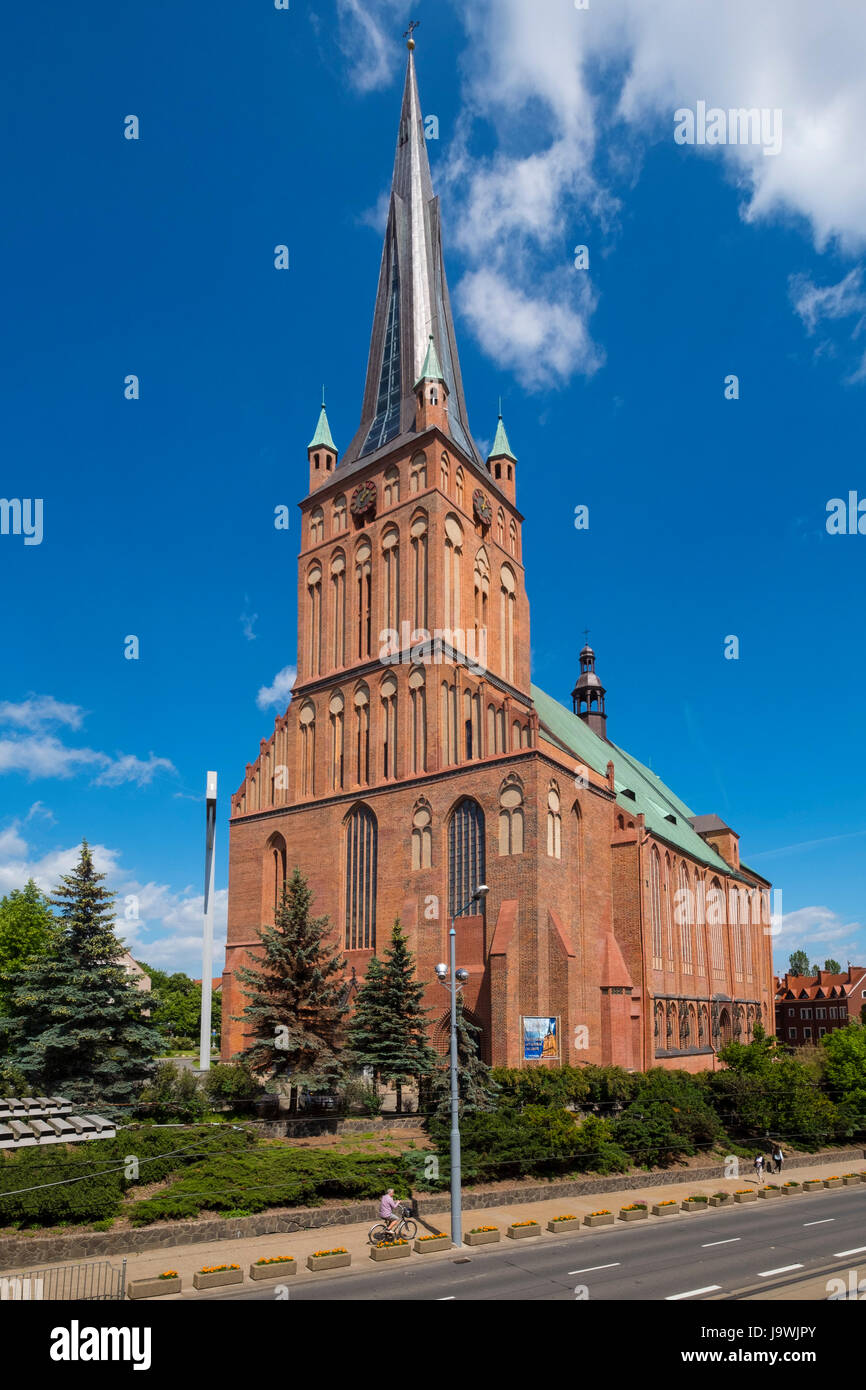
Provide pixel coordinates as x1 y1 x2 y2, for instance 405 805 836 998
341 47 481 470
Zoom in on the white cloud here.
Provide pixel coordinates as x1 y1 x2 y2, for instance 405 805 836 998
775 905 863 954
0 696 85 730
0 735 106 780
0 695 175 786
340 0 866 387
92 754 176 788
25 801 55 824
256 665 297 712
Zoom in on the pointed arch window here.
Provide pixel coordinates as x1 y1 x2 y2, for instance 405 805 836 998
381 526 400 633
332 494 347 534
677 862 693 972
345 804 377 950
730 886 743 981
409 668 427 773
496 509 505 546
410 512 428 631
353 684 370 785
455 466 465 510
509 518 518 557
650 847 663 966
441 680 458 765
298 701 316 797
306 564 323 678
330 551 346 668
380 673 398 780
473 547 489 643
500 563 515 682
310 507 324 545
547 784 561 859
499 778 524 855
383 466 400 508
329 691 344 791
265 832 287 921
444 515 463 630
463 687 481 760
448 798 485 918
354 540 372 661
664 853 674 964
708 878 726 972
440 454 450 493
411 800 433 870
696 874 707 975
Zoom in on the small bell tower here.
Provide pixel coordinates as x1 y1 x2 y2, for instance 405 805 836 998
308 396 338 493
487 412 517 503
572 643 608 739
414 335 449 434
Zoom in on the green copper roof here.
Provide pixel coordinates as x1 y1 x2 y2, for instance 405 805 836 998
530 683 746 880
488 415 516 461
414 335 445 387
308 405 336 453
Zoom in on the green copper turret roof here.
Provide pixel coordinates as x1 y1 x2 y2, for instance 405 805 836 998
414 335 446 388
488 415 516 461
308 405 336 453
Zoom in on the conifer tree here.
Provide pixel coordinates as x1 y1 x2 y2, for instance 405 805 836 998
346 922 438 1113
5 843 162 1113
235 868 347 1109
425 997 498 1120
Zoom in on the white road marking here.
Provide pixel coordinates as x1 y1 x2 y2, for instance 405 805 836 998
757 1264 803 1277
666 1286 722 1300
567 1263 620 1275
804 1219 834 1226
833 1247 866 1258
701 1238 741 1248
437 1295 455 1300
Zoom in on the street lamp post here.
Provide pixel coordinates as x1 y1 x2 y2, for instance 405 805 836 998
199 771 217 1072
436 883 488 1249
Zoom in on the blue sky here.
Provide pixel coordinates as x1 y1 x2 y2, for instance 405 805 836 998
1 0 864 977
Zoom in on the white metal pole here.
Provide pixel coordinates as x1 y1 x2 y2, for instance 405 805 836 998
199 771 217 1071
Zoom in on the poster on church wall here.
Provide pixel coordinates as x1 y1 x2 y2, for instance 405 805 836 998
522 1016 559 1061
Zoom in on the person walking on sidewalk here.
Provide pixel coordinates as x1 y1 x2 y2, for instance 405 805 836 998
772 1145 784 1176
754 1153 764 1186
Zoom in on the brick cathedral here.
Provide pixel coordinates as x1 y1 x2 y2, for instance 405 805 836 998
221 45 774 1072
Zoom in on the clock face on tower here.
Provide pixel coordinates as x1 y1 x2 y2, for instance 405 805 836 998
350 481 377 517
473 488 493 527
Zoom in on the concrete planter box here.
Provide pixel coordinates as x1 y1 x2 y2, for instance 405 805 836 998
709 1196 733 1207
464 1229 500 1247
681 1200 709 1212
547 1218 580 1233
824 1178 844 1189
127 1275 181 1300
414 1236 451 1253
306 1252 351 1272
584 1213 614 1228
758 1187 782 1199
370 1242 411 1262
507 1223 540 1240
803 1180 825 1191
781 1185 802 1195
652 1203 679 1216
843 1176 862 1186
192 1267 243 1291
734 1192 757 1204
619 1207 648 1222
249 1260 297 1280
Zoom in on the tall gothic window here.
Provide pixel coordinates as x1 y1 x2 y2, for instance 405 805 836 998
730 887 743 980
410 452 426 493
330 551 345 668
678 862 693 972
440 453 450 493
410 512 428 631
448 798 485 918
455 466 464 510
383 466 400 508
411 800 433 870
265 832 287 921
345 803 377 950
463 687 481 760
380 673 398 780
310 507 324 545
382 526 400 634
695 874 707 975
473 548 489 644
547 784 561 859
444 515 463 630
496 509 505 546
409 668 426 772
509 518 518 557
307 564 322 678
298 701 316 797
441 680 458 765
743 888 753 979
499 777 524 855
650 847 663 966
354 540 372 661
353 684 370 785
708 878 725 971
500 564 515 682
329 691 344 790
664 853 674 963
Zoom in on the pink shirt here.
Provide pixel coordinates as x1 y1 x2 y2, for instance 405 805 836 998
379 1194 399 1219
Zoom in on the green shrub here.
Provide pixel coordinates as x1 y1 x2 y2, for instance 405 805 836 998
137 1061 207 1122
202 1061 262 1109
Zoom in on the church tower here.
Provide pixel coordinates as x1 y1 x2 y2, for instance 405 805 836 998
572 644 607 739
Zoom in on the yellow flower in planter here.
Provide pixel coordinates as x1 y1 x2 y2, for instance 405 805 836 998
469 1226 498 1233
255 1256 294 1265
418 1233 447 1241
312 1248 348 1257
198 1264 240 1274
158 1271 178 1279
510 1220 539 1227
589 1210 611 1217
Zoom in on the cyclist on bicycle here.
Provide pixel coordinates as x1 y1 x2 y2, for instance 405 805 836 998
379 1188 401 1234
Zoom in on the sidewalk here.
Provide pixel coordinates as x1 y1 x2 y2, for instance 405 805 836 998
15 1155 863 1298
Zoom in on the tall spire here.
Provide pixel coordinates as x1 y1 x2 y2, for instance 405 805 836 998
341 46 480 470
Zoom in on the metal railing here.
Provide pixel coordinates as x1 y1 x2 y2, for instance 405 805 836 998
0 1257 127 1301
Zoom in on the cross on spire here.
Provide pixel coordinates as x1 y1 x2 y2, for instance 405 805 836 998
403 19 420 47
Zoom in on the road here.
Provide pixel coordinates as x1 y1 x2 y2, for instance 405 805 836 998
215 1185 866 1301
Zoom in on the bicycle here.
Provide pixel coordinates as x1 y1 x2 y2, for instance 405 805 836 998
368 1203 417 1244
